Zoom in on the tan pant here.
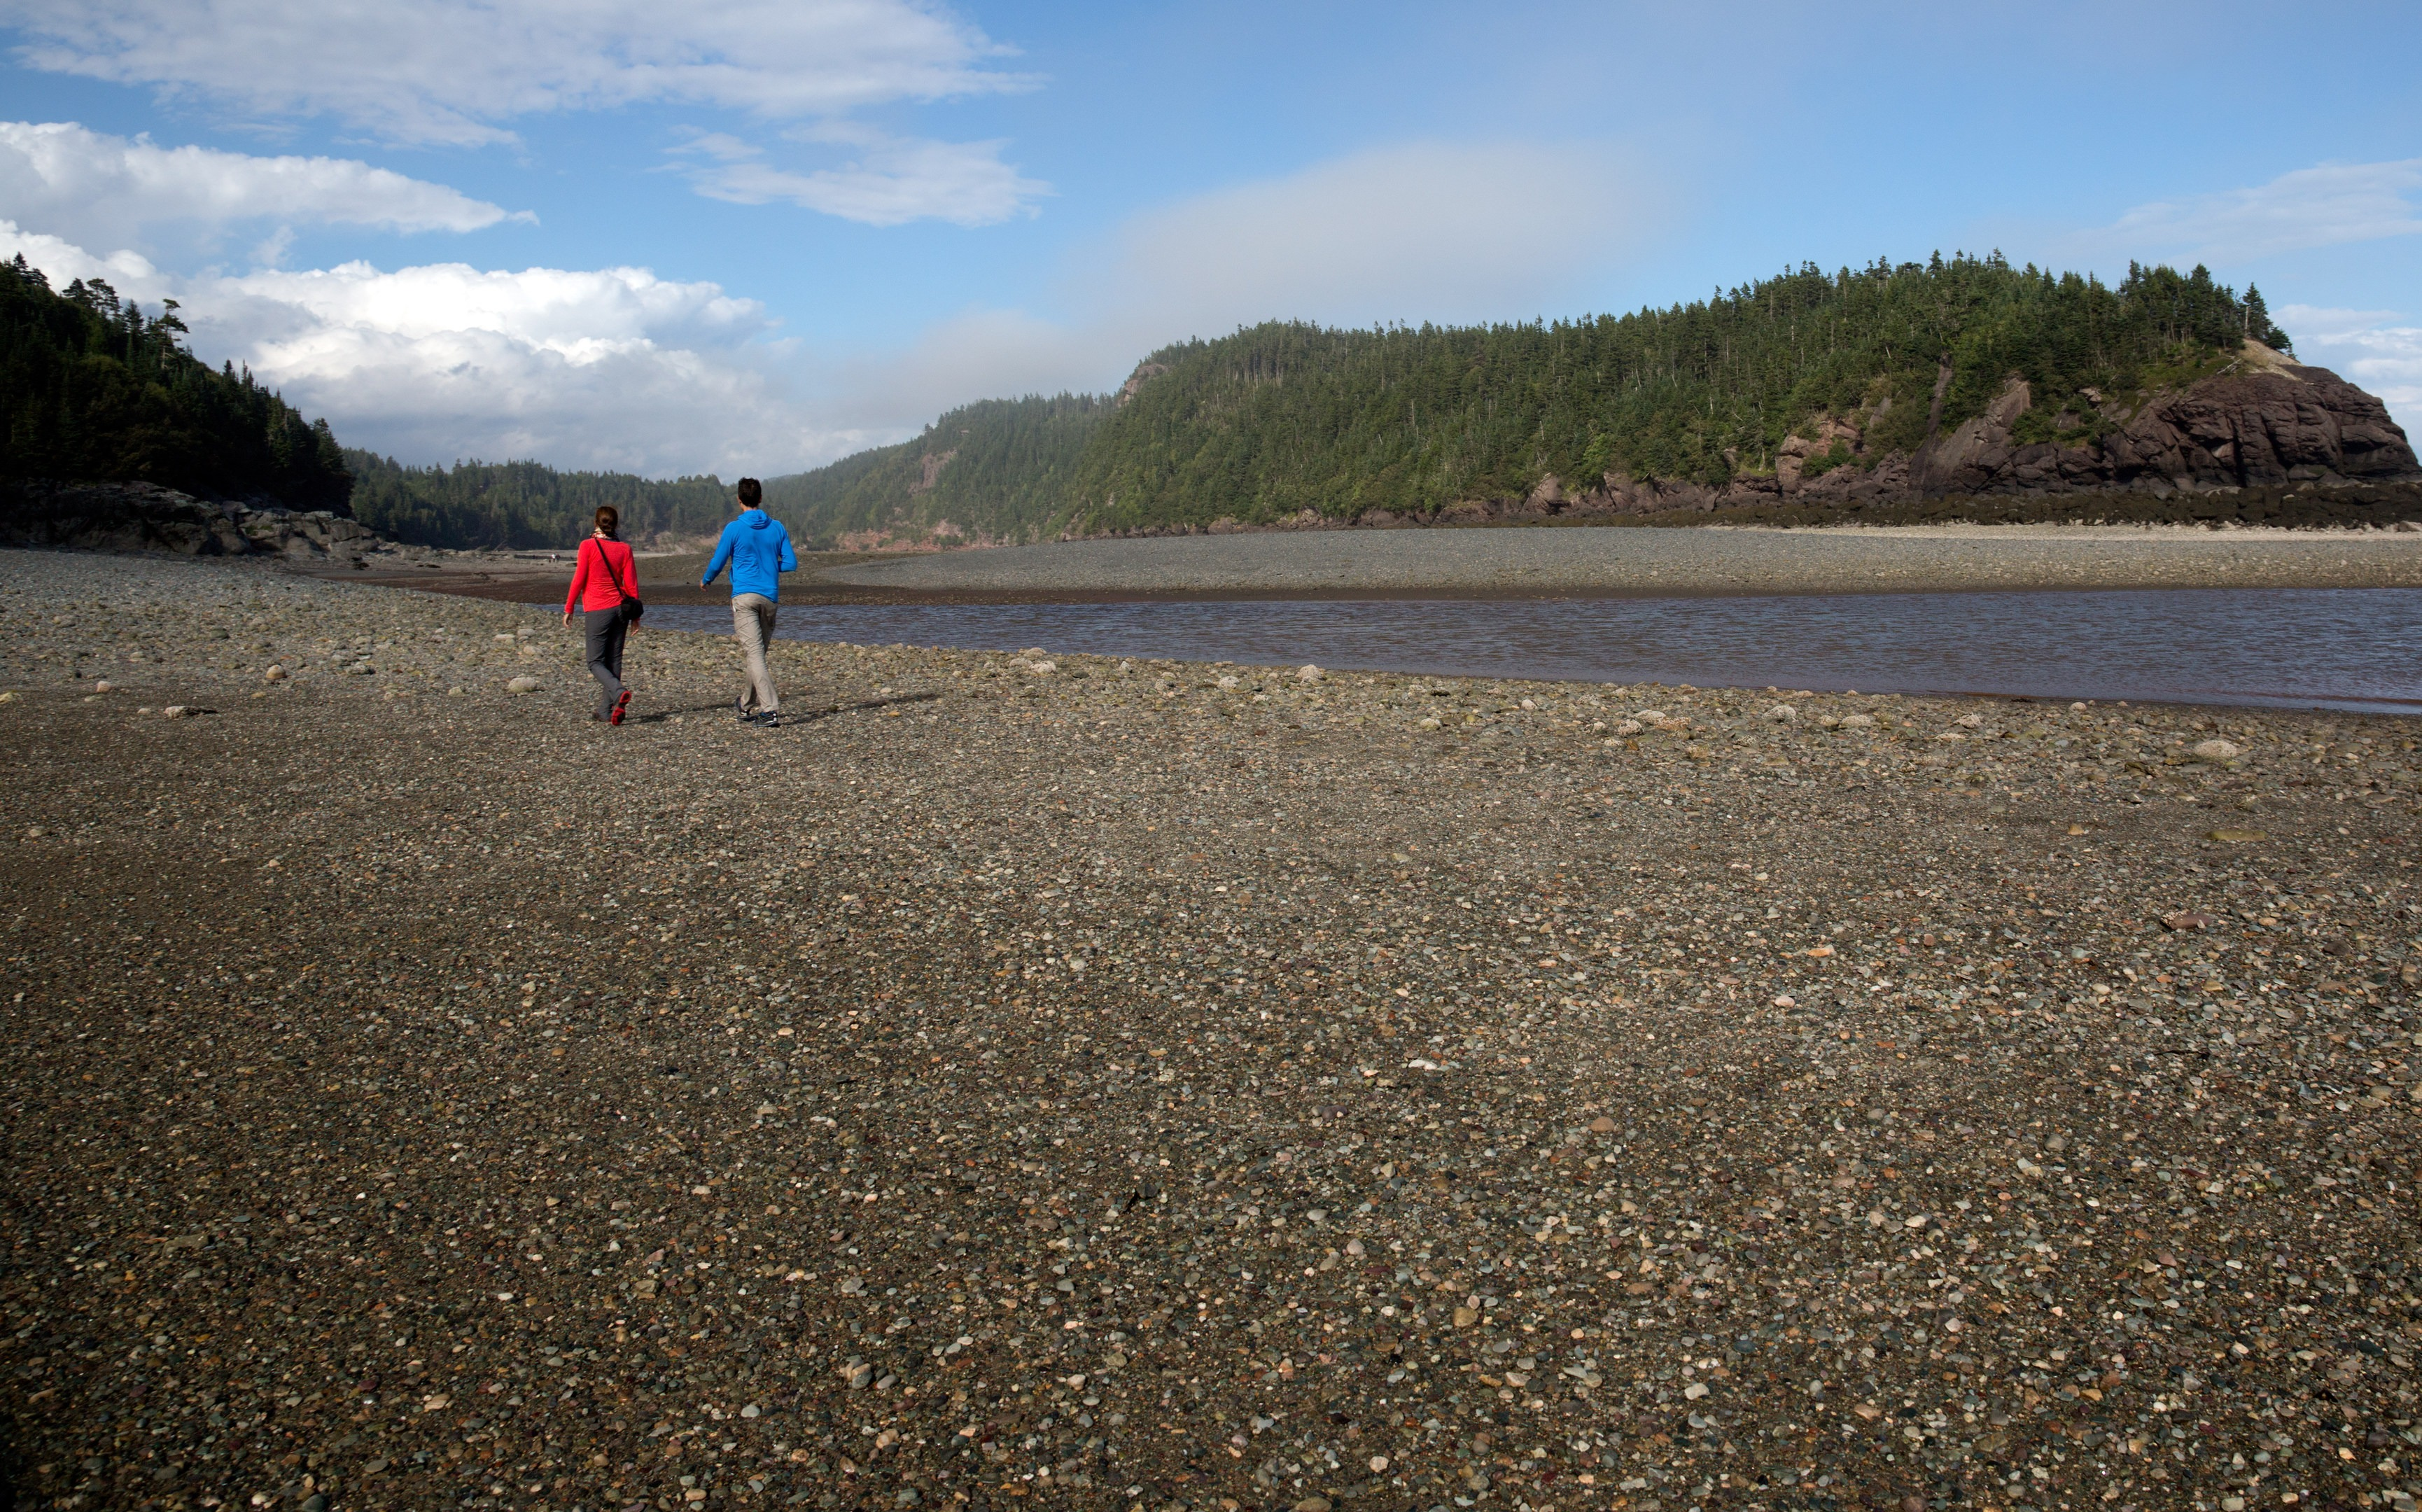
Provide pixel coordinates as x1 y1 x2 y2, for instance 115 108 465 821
732 594 779 713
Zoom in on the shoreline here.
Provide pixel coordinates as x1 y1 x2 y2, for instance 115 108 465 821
317 520 2422 609
819 521 2422 599
2 547 2417 1512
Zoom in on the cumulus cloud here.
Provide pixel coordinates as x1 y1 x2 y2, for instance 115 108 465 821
2281 302 2422 439
0 222 852 475
4 0 1033 147
672 123 1049 227
2068 158 2422 264
0 120 526 255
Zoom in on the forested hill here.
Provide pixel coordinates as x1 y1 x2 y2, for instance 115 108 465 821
770 254 2372 545
1073 256 2300 530
760 393 1106 550
0 254 352 510
344 452 733 550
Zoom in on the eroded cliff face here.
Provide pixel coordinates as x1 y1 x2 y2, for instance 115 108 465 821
0 479 388 559
1559 346 2418 519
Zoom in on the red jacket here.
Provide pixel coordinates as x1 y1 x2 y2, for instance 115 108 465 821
565 537 638 614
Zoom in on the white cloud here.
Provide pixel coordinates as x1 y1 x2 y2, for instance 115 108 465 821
4 0 1033 147
2070 158 2422 264
673 123 1048 227
2281 302 2422 440
0 217 162 290
0 221 850 475
0 120 526 255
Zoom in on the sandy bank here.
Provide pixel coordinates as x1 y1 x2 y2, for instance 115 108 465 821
822 522 2422 598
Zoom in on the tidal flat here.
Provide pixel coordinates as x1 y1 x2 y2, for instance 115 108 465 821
1 548 2418 1512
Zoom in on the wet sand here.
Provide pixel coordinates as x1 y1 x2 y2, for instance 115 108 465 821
820 524 2422 601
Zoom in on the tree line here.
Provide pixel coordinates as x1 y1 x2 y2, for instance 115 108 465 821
1 254 352 510
769 253 2297 541
344 451 734 550
761 393 1106 549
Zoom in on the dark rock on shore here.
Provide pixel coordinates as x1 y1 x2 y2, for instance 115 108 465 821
0 478 392 560
1525 349 2416 519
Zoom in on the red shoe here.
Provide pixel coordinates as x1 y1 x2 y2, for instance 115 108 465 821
610 689 631 726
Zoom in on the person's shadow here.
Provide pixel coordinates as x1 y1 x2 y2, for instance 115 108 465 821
621 692 941 727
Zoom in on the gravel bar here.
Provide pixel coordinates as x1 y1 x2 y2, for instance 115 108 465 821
821 525 2422 599
3 548 2419 1512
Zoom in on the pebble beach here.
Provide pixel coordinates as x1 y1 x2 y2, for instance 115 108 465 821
2 547 2418 1512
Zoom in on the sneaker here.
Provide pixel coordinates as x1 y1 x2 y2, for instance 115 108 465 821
751 710 780 729
611 689 631 726
733 694 752 721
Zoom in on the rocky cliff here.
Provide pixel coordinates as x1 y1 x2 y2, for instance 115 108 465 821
1 479 398 560
1563 344 2418 518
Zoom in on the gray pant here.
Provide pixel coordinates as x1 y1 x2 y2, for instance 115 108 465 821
584 608 629 718
732 593 778 713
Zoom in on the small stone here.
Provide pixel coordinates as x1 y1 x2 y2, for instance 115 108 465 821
94 679 113 692
1763 704 1796 721
1452 1306 1478 1327
1954 711 1984 727
1345 1239 1364 1256
740 1404 760 1418
1838 713 1875 728
1296 664 1324 682
2192 738 2241 764
2208 829 2266 844
162 706 186 718
1588 1116 1616 1133
506 676 542 694
263 665 286 681
1294 1498 1332 1512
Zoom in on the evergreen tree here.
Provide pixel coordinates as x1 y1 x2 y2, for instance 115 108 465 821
1 255 353 510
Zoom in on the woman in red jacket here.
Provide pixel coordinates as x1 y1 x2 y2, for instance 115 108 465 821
561 506 640 724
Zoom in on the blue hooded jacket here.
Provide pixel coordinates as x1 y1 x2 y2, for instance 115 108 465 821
702 510 798 601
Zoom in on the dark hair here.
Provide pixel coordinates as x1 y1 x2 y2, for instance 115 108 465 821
737 477 762 508
594 505 619 536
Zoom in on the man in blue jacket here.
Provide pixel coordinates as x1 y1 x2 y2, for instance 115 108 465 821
701 477 798 726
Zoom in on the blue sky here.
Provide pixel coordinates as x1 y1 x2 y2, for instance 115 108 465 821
2 0 2417 477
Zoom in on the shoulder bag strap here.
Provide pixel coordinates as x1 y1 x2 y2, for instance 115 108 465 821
592 538 633 600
